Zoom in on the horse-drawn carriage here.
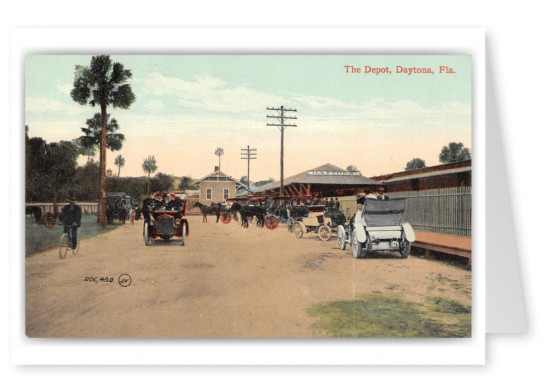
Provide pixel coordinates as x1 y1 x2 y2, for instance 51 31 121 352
143 193 189 246
106 192 134 225
336 198 415 258
224 196 290 230
291 205 346 241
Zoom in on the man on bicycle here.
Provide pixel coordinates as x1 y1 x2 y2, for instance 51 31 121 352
60 196 82 249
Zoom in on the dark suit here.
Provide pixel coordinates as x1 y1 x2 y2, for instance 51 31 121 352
60 203 81 249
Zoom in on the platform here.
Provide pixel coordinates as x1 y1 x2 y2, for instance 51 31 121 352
412 231 471 262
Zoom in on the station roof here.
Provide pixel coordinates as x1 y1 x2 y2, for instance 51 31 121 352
255 163 380 192
381 166 471 183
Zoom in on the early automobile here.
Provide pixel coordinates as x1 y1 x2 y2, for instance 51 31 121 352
143 193 189 246
337 198 415 258
292 205 346 241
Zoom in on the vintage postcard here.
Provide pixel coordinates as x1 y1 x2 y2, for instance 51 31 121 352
24 53 472 340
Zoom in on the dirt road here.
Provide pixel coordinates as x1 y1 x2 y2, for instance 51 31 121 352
25 215 471 338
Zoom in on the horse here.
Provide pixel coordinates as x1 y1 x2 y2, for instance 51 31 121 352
25 205 42 224
118 205 127 225
193 201 221 223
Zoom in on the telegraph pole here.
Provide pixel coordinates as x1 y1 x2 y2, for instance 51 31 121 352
241 145 257 194
267 106 297 196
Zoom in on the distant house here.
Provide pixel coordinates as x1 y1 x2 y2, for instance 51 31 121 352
193 168 246 204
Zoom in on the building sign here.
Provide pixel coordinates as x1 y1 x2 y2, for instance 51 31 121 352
307 170 361 176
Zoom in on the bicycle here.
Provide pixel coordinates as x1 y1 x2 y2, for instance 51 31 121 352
59 223 80 259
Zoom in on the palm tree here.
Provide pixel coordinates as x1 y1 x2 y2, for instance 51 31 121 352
142 156 157 194
214 147 224 170
78 113 125 153
70 55 136 227
114 155 125 177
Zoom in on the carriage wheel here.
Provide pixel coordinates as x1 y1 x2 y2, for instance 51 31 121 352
318 225 332 241
42 212 56 229
294 222 304 239
59 233 70 259
221 212 232 224
265 215 279 230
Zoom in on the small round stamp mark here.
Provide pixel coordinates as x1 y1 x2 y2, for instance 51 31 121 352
118 274 132 287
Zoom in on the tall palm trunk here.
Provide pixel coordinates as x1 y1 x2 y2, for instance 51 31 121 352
117 165 121 177
98 104 108 227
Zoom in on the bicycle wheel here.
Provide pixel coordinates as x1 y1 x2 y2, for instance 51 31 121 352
72 231 80 255
59 233 70 259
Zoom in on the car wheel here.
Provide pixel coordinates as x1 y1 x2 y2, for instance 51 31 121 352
337 225 347 250
144 223 150 246
400 240 411 259
351 230 363 259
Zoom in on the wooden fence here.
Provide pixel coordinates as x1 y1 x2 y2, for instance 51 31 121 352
336 187 471 236
26 202 98 215
390 187 471 236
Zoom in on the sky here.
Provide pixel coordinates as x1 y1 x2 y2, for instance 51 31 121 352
25 54 471 181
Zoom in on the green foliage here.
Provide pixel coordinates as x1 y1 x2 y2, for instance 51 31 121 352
142 155 157 176
439 142 471 164
306 293 471 338
346 165 358 172
405 158 426 171
66 161 100 202
72 138 96 162
114 154 125 176
25 135 79 202
178 176 192 190
70 55 135 109
25 214 119 256
78 113 125 152
152 172 174 192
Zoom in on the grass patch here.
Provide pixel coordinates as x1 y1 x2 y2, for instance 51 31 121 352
25 214 120 256
306 293 471 338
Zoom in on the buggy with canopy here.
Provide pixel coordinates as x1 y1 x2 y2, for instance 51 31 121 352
337 198 415 258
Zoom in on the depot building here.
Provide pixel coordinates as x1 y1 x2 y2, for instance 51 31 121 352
254 163 381 199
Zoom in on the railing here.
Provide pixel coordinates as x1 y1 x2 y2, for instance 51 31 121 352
336 187 471 236
388 187 471 236
26 202 98 215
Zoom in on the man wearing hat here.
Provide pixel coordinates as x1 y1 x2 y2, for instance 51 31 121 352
60 196 82 249
377 186 389 200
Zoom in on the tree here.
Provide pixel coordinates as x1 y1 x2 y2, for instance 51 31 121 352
179 176 192 190
405 158 426 171
142 155 157 194
70 55 136 227
72 138 96 163
151 173 173 193
214 147 224 170
77 113 125 153
25 135 79 203
439 142 471 164
346 165 358 172
114 154 125 177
